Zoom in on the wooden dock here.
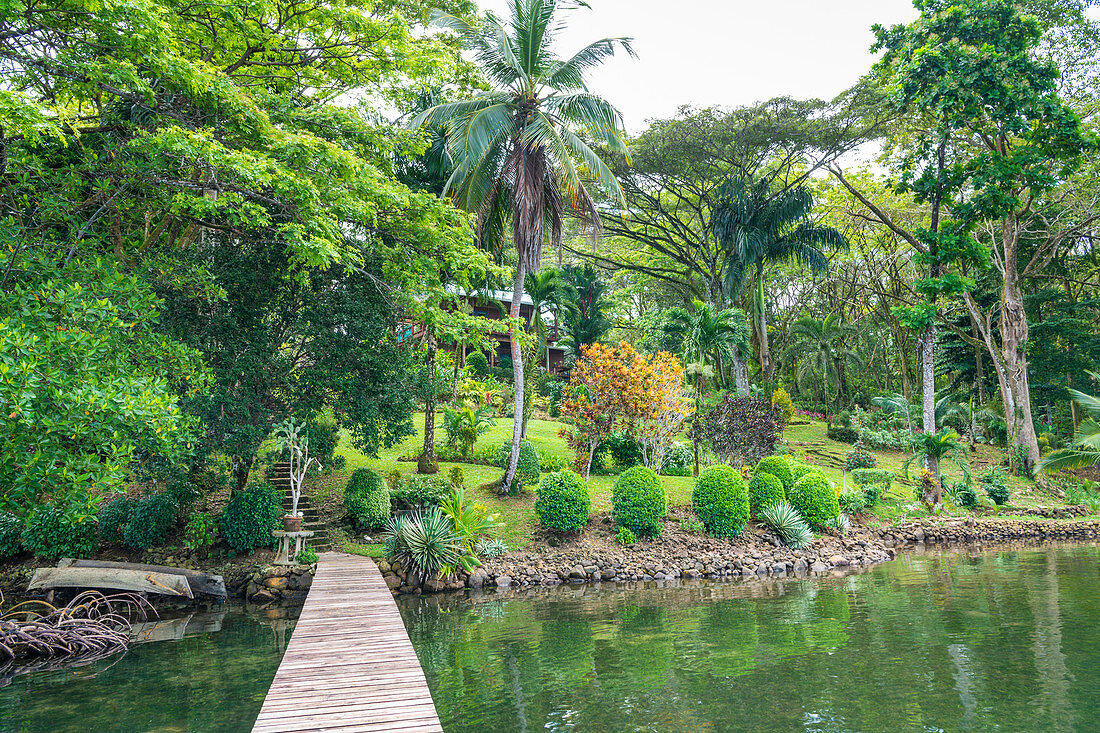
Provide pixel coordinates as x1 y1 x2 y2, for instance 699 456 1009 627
252 552 444 733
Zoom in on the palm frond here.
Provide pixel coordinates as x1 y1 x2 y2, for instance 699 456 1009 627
1038 448 1100 475
548 37 636 90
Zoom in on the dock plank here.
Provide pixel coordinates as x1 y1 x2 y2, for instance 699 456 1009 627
252 552 443 733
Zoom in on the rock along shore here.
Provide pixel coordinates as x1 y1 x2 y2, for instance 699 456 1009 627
378 509 1100 596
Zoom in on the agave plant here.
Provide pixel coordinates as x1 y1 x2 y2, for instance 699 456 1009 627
826 513 851 536
381 508 467 580
1039 373 1100 475
476 538 509 558
759 501 814 550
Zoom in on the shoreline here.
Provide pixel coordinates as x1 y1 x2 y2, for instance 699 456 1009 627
378 513 1100 596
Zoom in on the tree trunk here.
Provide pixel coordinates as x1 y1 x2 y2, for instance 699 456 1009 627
921 326 940 502
501 265 526 494
418 331 439 475
731 345 749 394
1000 250 1040 470
756 273 774 387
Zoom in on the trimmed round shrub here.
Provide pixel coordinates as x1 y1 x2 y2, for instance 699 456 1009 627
22 504 99 559
748 471 785 516
345 468 390 529
787 459 821 484
789 473 840 529
219 482 282 552
98 496 138 545
755 456 794 490
466 350 490 377
497 440 540 492
612 466 666 537
124 491 179 549
0 512 24 558
535 470 591 532
692 465 750 538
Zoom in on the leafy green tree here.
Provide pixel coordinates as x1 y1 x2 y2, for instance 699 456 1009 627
868 0 1096 473
0 258 207 513
413 0 633 493
712 178 848 386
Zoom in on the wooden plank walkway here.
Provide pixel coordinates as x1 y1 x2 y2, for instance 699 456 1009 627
252 552 444 733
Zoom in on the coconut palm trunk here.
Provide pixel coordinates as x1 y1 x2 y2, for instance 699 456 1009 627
503 265 526 490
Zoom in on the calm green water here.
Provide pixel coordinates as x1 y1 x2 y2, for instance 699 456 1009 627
0 604 298 733
400 544 1100 732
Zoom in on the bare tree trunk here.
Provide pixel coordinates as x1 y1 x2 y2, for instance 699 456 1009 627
756 274 774 386
418 331 439 474
1000 253 1040 470
921 326 941 503
731 345 749 394
501 265 526 494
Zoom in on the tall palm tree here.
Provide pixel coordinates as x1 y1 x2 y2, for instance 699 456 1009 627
413 0 632 493
783 314 862 414
664 300 749 476
560 262 612 358
712 178 848 386
1039 373 1100 475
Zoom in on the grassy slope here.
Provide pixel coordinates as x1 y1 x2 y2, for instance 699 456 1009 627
313 414 1056 550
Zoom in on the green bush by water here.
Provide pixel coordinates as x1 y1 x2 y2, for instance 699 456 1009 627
748 471 785 516
23 504 98 559
219 482 282 552
345 468 390 529
535 470 591 532
0 512 23 558
613 466 666 537
98 496 137 545
788 473 840 529
692 465 749 538
124 491 179 549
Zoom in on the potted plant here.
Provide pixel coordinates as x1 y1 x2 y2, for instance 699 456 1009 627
274 418 321 532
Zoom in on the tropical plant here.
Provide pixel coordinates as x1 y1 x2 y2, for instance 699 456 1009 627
496 440 541 493
382 508 470 579
783 314 863 411
699 395 783 466
664 300 750 391
0 513 22 558
1038 373 1100 475
442 403 497 457
712 177 847 385
476 538 509 558
183 513 218 553
296 546 319 565
413 0 633 495
826 513 852 536
978 467 1011 506
560 263 614 357
98 497 138 546
902 429 970 504
439 488 500 556
392 475 453 510
692 465 750 538
758 502 814 550
871 393 917 433
771 386 796 425
839 491 867 516
124 492 179 550
850 469 894 506
22 492 101 560
612 466 666 537
845 442 877 471
534 470 591 532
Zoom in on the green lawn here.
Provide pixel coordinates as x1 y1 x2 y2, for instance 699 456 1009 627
310 413 1056 549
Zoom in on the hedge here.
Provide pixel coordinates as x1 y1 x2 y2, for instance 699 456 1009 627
345 469 391 529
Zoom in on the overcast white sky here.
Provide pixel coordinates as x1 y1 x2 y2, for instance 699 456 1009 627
477 0 921 132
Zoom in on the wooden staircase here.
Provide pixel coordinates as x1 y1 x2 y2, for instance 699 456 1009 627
272 463 332 552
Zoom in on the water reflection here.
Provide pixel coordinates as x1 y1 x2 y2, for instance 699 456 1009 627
0 604 300 733
400 542 1100 732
